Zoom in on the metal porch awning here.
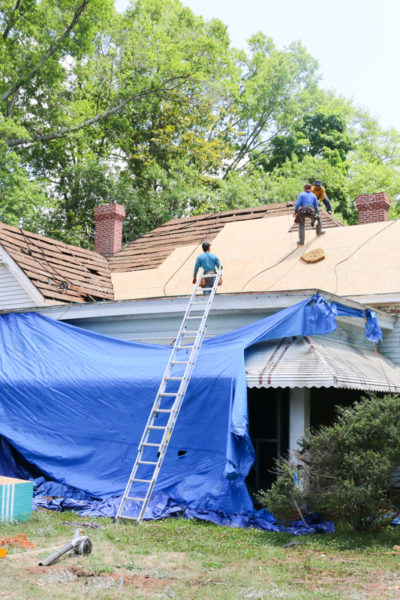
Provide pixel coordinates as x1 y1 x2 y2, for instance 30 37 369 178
245 335 400 392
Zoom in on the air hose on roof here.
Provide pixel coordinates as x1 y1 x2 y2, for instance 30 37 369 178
333 220 396 294
162 239 203 296
241 205 300 291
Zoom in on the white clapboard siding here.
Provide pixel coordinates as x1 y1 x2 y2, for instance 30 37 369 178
381 317 400 367
65 309 371 349
0 263 37 309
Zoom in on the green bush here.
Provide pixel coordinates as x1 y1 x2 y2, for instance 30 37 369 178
256 461 305 524
258 394 400 531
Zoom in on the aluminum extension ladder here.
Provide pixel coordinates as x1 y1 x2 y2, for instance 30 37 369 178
115 266 223 522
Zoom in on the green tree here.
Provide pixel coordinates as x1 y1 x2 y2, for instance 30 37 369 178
196 155 349 221
0 0 237 243
1 0 400 243
0 117 51 227
220 34 319 179
260 110 354 173
0 0 116 228
0 0 234 241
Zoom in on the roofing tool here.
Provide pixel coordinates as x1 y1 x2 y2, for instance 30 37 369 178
38 528 92 567
115 266 223 523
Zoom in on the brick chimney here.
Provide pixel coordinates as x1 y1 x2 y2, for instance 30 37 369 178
356 192 390 224
94 203 126 256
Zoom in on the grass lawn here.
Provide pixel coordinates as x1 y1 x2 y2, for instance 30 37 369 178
1 510 400 599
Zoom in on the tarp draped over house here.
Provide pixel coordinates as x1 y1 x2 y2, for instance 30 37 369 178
330 302 382 343
0 294 381 530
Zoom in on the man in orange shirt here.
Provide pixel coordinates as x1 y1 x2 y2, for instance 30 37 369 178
312 180 332 214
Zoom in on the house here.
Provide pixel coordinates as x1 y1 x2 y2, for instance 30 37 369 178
0 192 400 495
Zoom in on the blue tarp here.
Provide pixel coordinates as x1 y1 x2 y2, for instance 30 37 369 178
0 294 381 532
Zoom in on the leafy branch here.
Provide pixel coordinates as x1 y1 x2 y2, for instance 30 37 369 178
5 75 201 148
1 0 92 104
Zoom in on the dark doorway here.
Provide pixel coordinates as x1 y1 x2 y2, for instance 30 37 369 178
246 388 289 495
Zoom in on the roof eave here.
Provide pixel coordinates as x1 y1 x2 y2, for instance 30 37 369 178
2 288 390 331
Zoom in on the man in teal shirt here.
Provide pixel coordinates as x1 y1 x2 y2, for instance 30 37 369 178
193 241 221 294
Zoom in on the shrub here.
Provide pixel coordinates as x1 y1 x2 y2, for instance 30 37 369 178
258 394 400 531
256 460 305 524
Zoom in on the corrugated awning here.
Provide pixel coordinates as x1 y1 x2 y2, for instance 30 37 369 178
245 335 400 392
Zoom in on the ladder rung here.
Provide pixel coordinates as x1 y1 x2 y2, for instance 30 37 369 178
116 267 222 523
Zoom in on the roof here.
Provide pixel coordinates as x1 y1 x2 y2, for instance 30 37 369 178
108 202 342 273
0 223 113 304
245 335 400 392
111 212 400 301
1 201 398 306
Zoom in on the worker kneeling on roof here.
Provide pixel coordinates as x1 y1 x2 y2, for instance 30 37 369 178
294 183 325 246
312 180 332 214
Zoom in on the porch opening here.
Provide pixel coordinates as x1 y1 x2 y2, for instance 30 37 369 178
246 387 289 496
246 386 377 498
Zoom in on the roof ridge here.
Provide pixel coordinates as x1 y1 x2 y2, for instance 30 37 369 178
109 202 343 272
162 202 290 225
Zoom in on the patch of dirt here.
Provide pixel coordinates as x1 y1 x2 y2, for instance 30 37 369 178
26 564 167 590
27 565 54 576
359 569 400 599
27 564 95 577
290 565 400 600
68 565 96 578
109 572 166 590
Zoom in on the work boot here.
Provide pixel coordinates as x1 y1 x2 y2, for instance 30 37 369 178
317 230 326 236
297 241 304 246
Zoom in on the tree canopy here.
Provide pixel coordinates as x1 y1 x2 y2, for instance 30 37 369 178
1 0 399 246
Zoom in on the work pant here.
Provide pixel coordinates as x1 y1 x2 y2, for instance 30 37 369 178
203 270 215 295
298 212 322 244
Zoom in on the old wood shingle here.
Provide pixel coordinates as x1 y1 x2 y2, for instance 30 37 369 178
0 223 113 303
109 203 343 273
0 203 343 303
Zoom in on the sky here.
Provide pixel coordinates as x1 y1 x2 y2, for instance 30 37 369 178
114 0 400 131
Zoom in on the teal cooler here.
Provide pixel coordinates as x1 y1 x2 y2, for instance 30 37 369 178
0 476 33 522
